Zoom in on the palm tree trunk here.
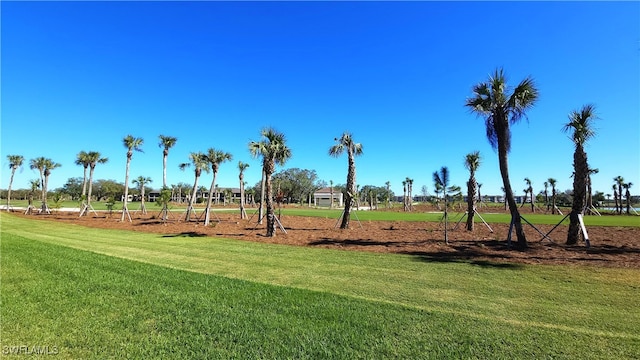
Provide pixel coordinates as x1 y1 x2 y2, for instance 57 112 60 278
121 157 131 221
259 169 265 224
239 175 246 219
204 171 218 226
265 162 276 237
163 153 168 189
466 176 476 231
81 166 88 200
87 167 95 206
497 134 526 248
186 173 200 222
7 168 16 211
340 152 356 229
567 147 587 245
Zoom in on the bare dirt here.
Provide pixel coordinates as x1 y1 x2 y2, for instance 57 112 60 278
12 205 640 268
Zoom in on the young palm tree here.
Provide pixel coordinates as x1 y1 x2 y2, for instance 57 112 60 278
433 166 450 244
614 176 625 214
465 68 539 248
548 178 558 214
329 132 363 229
179 152 210 222
158 135 177 189
543 181 549 210
86 152 108 206
563 104 598 245
25 179 40 214
6 154 24 211
132 176 152 214
121 135 144 222
29 157 61 213
75 151 91 201
203 148 233 226
464 151 481 231
385 181 391 208
249 128 292 237
402 180 408 211
238 161 250 219
586 167 599 213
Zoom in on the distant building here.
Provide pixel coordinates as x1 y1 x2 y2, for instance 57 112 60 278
313 187 343 207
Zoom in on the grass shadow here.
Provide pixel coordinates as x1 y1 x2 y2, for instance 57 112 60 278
162 231 207 238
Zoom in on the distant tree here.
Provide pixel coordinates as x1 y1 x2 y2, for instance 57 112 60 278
624 182 633 215
179 152 209 222
238 161 250 219
614 176 625 214
29 157 61 213
524 177 534 211
548 178 558 214
466 68 539 248
385 181 391 208
563 104 598 245
158 135 177 189
464 151 481 231
433 166 450 244
249 128 291 237
79 151 108 216
60 177 84 200
329 132 363 229
121 135 144 222
204 148 233 226
132 176 152 214
6 154 24 211
543 181 549 209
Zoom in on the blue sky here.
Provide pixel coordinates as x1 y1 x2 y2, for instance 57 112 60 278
2 1 639 198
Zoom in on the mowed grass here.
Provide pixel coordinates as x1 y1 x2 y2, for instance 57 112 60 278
2 213 640 358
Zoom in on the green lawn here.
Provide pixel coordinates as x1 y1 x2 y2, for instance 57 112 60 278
2 213 639 358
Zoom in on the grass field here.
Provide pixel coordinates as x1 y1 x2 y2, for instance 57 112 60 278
2 213 639 358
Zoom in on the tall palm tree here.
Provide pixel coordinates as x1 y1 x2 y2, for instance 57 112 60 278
132 176 152 214
563 104 598 245
329 132 363 229
121 135 144 222
586 167 599 213
548 178 558 214
158 135 177 189
204 148 233 226
330 180 335 209
612 184 619 213
238 161 250 219
614 176 625 214
464 151 481 231
75 151 91 201
402 180 408 211
29 157 61 213
433 166 450 244
86 152 108 206
179 152 210 222
6 154 24 211
249 128 292 237
465 68 539 248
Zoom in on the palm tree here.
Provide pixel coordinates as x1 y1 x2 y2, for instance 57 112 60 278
329 132 363 229
203 148 233 226
6 154 24 211
548 178 558 214
29 157 61 213
543 181 549 210
614 176 625 214
385 181 391 208
563 104 598 245
75 151 91 201
586 167 599 213
238 161 250 219
330 180 335 209
249 128 292 237
121 135 144 222
179 152 210 222
624 182 633 215
465 68 539 248
612 184 619 214
433 166 450 244
524 177 534 212
132 176 152 215
464 151 481 231
158 135 177 189
402 180 407 211
79 151 108 216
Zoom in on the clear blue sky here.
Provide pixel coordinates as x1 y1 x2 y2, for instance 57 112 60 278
2 1 639 198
